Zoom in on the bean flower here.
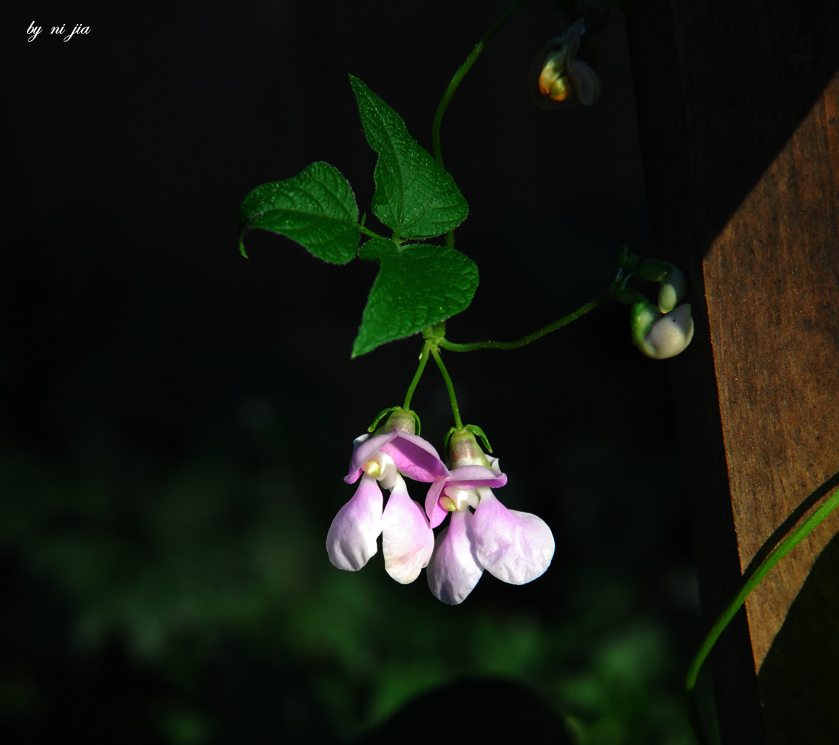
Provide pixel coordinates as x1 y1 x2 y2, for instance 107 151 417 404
424 429 555 605
529 20 601 109
326 424 449 584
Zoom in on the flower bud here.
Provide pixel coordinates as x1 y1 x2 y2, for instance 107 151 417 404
529 21 602 109
541 63 573 102
631 301 694 359
657 267 686 314
638 260 687 313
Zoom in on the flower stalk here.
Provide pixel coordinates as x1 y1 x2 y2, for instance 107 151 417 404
431 347 463 429
403 341 432 410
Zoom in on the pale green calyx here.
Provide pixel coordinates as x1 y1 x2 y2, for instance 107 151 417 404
637 259 672 282
373 407 420 436
631 301 694 359
446 428 491 469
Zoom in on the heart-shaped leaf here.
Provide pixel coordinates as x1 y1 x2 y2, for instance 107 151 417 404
350 76 468 240
238 161 360 263
353 239 479 357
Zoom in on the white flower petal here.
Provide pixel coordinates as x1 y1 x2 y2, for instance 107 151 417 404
427 510 483 605
644 304 694 359
326 474 383 571
473 490 555 585
382 476 434 584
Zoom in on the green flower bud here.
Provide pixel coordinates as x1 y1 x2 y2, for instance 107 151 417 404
638 260 687 313
657 266 686 314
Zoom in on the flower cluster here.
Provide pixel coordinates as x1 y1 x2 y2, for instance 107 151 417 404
326 412 555 604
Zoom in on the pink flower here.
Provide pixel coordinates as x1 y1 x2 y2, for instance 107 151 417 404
327 431 449 584
424 458 507 529
425 452 555 605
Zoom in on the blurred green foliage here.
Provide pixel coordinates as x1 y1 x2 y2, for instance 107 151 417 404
0 421 703 744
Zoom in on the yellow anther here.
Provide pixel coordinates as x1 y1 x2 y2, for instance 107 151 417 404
440 496 458 512
362 459 382 479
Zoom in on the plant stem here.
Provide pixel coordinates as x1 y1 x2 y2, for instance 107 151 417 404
432 0 526 170
439 293 609 352
403 341 431 410
431 0 526 249
685 483 839 742
359 225 387 241
431 347 463 429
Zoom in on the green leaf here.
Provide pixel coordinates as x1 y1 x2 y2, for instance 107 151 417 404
352 239 479 357
349 76 468 239
238 161 360 263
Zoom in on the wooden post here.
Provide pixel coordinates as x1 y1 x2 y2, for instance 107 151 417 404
624 1 839 742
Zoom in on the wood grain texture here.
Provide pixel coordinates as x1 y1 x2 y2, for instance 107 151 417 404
625 0 839 741
708 78 839 666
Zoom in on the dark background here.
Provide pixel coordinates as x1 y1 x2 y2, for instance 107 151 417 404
2 2 707 743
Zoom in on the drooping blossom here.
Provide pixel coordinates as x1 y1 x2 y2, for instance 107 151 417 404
327 423 449 584
425 430 555 605
529 20 602 109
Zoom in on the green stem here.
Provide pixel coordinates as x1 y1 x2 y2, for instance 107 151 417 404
359 225 387 241
685 483 839 742
439 293 609 352
431 347 463 429
432 0 526 169
433 0 526 250
403 341 432 410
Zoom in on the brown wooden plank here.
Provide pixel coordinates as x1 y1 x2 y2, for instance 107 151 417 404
624 1 839 741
